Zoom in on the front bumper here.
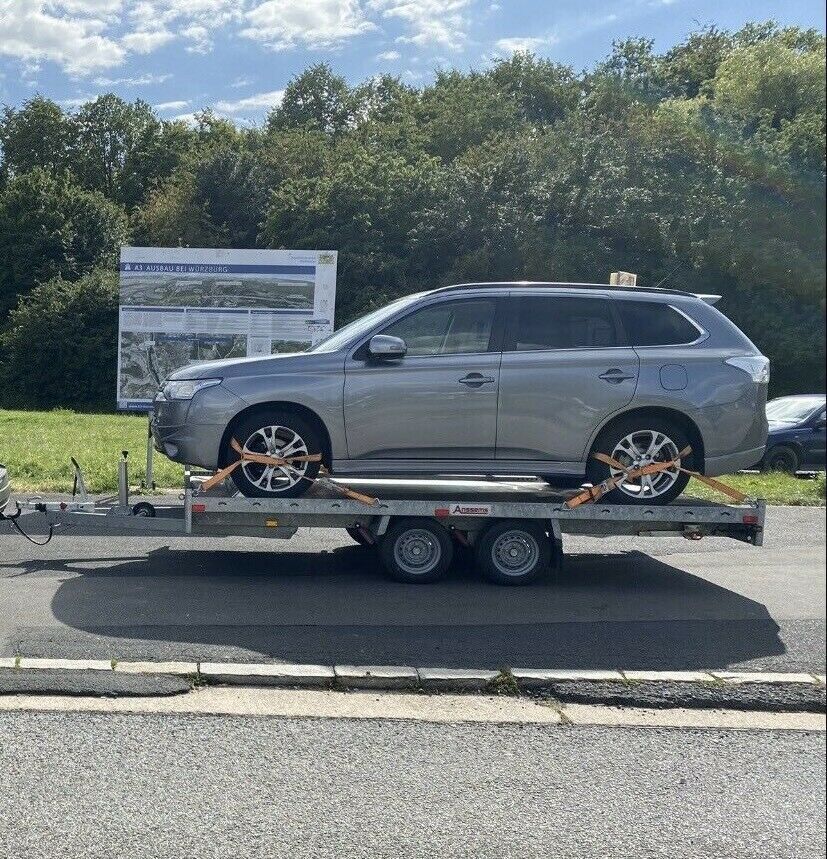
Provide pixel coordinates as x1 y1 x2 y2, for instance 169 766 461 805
151 384 245 469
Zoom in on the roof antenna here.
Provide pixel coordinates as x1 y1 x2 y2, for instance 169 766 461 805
654 260 686 290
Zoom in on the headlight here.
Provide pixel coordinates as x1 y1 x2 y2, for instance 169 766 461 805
725 356 770 384
161 378 222 400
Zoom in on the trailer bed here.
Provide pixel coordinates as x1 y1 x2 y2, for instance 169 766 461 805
18 474 765 546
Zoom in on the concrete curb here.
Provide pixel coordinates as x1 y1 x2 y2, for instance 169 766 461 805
1 658 824 693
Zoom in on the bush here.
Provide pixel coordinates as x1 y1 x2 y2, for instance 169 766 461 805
0 270 118 409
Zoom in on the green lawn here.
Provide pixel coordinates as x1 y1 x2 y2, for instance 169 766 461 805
0 408 183 493
1 408 825 504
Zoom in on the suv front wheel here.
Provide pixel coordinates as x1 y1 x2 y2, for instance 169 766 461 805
224 410 322 498
586 417 692 506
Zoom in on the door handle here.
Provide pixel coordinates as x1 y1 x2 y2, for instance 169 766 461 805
599 368 636 384
459 373 495 388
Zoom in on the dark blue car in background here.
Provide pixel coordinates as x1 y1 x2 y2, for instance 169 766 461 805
759 395 826 473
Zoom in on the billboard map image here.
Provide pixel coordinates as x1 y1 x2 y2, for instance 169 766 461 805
117 247 337 410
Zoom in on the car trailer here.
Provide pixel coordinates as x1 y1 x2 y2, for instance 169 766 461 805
1 454 766 585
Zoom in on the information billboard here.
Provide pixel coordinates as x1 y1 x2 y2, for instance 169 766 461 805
116 247 337 410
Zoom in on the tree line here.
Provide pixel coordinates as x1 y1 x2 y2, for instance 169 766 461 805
0 21 824 408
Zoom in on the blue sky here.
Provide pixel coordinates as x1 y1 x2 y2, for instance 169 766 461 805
1 0 824 124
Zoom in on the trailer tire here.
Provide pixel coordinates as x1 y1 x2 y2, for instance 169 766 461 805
475 520 551 585
379 518 453 584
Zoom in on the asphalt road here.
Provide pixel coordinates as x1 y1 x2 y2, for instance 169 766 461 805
1 506 824 672
0 709 824 859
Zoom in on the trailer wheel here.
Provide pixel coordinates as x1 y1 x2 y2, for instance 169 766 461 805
132 502 156 518
475 520 551 585
379 518 453 584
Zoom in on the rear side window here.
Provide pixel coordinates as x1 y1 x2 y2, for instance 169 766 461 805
618 301 701 346
511 297 618 351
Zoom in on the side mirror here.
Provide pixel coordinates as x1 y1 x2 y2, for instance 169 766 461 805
815 418 826 430
368 334 407 360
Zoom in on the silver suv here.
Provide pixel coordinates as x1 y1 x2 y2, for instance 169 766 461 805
152 283 769 504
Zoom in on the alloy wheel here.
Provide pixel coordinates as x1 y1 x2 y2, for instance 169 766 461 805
241 425 309 493
609 430 682 500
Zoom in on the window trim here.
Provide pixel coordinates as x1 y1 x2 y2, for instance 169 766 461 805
502 293 627 354
350 295 506 361
617 301 708 349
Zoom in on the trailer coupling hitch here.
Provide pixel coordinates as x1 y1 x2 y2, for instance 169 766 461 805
0 500 54 546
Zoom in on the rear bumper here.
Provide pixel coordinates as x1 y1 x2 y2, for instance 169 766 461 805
704 445 767 477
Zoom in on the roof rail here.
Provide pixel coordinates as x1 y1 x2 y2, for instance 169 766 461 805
432 281 699 298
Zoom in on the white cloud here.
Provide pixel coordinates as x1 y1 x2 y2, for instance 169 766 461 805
94 71 172 85
60 93 96 107
122 28 175 53
126 0 239 54
230 75 254 88
214 89 286 113
171 111 199 124
180 23 211 53
182 29 210 52
369 0 472 50
376 49 401 60
494 35 558 54
155 99 189 111
0 0 125 74
128 0 239 29
60 0 122 14
241 0 375 51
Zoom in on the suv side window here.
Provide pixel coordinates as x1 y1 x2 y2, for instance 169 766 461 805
510 296 618 351
380 299 496 356
618 301 701 346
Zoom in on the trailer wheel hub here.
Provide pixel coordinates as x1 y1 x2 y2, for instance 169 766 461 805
491 530 539 577
394 529 442 575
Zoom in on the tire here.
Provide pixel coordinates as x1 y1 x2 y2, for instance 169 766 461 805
586 417 692 506
378 518 453 584
761 445 800 474
475 520 551 585
224 410 322 498
346 526 374 547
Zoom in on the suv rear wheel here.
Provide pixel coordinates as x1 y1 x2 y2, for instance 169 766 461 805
224 410 322 498
586 417 692 505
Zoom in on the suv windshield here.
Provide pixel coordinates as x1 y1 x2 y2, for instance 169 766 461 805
309 293 427 353
766 397 824 423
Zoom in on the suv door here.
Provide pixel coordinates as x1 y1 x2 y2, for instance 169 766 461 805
496 294 638 462
344 297 503 459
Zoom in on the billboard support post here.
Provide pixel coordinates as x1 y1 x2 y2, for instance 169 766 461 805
144 418 155 491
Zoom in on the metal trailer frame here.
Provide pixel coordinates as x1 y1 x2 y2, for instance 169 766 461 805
10 452 766 582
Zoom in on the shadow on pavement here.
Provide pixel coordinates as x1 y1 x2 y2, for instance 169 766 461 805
2 541 786 669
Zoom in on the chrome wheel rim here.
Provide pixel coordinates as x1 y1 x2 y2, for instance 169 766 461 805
394 529 441 576
609 430 681 499
491 530 539 577
241 425 309 493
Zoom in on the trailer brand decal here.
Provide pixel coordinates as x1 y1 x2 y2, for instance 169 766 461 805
435 504 493 517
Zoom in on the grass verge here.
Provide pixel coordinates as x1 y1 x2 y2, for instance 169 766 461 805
687 471 825 507
1 408 825 505
0 408 183 492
